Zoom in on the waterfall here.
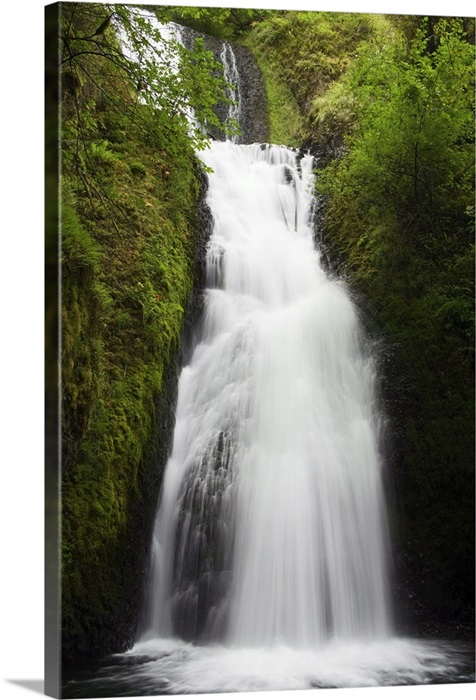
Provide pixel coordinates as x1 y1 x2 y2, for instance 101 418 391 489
142 142 392 646
140 38 393 646
220 42 242 140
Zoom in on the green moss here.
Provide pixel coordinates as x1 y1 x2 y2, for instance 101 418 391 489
241 12 395 149
61 130 201 650
61 133 202 655
243 35 305 146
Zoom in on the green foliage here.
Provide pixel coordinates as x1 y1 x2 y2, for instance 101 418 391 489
60 2 230 156
248 11 381 111
149 5 271 41
317 16 475 615
242 10 395 147
116 5 231 148
89 139 122 165
319 17 474 280
308 16 399 149
61 199 106 470
338 18 472 234
244 41 305 146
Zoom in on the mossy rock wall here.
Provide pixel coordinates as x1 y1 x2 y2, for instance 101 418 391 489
60 70 214 661
61 168 212 661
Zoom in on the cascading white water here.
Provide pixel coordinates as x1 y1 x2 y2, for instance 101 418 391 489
141 132 392 647
220 42 242 141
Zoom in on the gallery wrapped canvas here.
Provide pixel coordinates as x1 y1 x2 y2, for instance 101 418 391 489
45 1 475 697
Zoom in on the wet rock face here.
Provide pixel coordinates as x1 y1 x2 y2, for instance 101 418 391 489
231 43 269 144
179 26 269 144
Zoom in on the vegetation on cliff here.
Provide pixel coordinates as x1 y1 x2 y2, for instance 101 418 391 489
243 12 390 146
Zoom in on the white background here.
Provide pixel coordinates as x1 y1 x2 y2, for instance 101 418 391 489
0 0 473 698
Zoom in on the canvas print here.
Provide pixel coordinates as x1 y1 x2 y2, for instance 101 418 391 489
45 1 475 697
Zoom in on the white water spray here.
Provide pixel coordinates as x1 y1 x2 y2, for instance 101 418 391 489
220 42 242 140
141 137 392 647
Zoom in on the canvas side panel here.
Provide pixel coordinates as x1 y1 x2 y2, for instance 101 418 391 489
45 2 61 697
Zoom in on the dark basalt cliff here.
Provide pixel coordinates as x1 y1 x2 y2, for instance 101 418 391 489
230 43 269 145
180 26 269 145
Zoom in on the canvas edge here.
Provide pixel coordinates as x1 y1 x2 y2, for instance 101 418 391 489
45 2 62 697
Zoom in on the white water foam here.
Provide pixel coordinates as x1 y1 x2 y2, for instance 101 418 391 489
140 140 392 656
123 637 473 694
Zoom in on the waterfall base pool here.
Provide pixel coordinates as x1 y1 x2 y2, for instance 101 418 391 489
63 637 474 697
